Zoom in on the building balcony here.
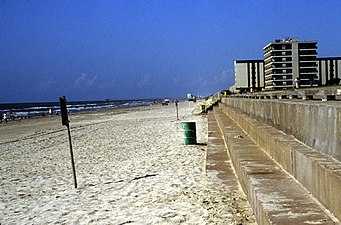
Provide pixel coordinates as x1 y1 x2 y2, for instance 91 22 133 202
264 57 272 62
272 74 292 79
298 43 317 48
272 60 293 64
264 51 293 57
299 51 317 55
300 68 317 72
272 72 293 75
271 49 292 52
264 57 273 62
271 54 292 57
300 57 316 61
272 80 293 85
272 79 292 83
300 66 317 69
265 78 289 84
300 60 317 63
300 72 318 76
266 83 293 89
272 66 292 69
264 51 272 57
300 62 317 66
264 65 293 71
299 48 317 51
273 85 293 89
264 86 274 90
300 53 316 56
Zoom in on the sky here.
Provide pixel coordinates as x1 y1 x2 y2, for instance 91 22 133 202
1 0 341 103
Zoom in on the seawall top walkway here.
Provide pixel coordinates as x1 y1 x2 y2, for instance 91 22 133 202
232 86 341 102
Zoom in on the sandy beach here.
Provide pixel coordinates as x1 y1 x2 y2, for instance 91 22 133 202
0 101 255 224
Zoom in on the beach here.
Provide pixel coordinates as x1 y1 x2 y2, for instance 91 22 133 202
0 101 255 224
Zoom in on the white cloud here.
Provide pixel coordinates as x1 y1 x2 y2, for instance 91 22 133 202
74 73 98 87
74 74 87 86
86 75 97 86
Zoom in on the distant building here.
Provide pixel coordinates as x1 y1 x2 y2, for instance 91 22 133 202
231 60 264 93
229 38 341 92
263 38 318 90
317 57 341 85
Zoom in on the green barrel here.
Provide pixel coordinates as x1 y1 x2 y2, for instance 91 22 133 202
180 122 197 145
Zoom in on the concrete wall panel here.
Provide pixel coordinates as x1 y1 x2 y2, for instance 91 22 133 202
221 97 341 161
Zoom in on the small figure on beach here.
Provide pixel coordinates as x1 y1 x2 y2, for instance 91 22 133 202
294 77 300 89
3 112 8 123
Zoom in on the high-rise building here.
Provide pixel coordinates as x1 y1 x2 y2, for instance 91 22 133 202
230 60 264 93
317 57 341 85
263 38 318 89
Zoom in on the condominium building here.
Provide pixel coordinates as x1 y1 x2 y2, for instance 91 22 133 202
230 60 264 93
263 38 318 89
317 57 341 85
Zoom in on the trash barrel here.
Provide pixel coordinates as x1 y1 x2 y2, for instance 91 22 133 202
180 122 197 145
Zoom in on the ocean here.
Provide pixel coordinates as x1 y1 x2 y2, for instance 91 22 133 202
0 99 160 118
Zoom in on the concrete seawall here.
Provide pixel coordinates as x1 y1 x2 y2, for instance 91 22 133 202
217 102 341 222
221 97 341 161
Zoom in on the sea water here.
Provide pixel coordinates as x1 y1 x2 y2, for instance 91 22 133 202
0 99 159 118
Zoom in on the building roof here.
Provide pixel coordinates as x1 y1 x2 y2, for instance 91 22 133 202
263 38 317 50
235 59 263 63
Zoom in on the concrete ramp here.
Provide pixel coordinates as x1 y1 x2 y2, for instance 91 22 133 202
208 106 339 224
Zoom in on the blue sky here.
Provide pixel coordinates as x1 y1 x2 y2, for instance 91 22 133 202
1 0 341 103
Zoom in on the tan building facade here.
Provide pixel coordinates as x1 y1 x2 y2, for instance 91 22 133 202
317 57 341 85
231 60 264 93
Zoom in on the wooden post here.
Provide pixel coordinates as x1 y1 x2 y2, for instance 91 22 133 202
175 101 179 120
66 123 77 188
59 96 77 188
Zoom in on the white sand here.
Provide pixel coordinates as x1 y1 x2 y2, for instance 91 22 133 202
0 102 255 224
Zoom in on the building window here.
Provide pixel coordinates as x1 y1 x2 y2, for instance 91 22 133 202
282 58 286 61
282 64 286 67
